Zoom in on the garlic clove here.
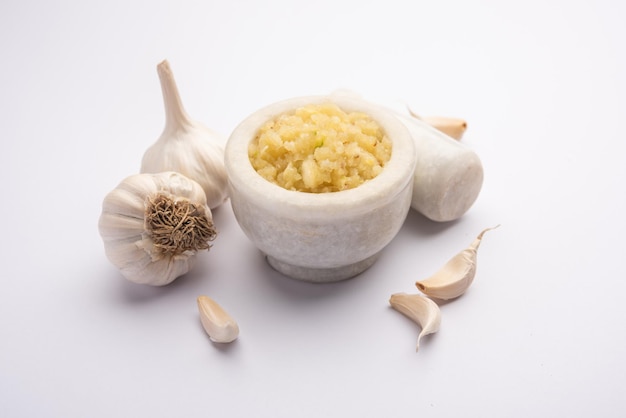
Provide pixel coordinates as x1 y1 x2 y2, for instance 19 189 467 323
197 295 239 343
389 292 441 352
407 106 467 140
415 225 499 300
419 116 467 141
140 60 229 209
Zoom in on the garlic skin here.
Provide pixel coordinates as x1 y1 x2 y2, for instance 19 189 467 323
140 60 229 209
98 172 217 286
415 225 499 300
197 296 239 343
389 292 441 352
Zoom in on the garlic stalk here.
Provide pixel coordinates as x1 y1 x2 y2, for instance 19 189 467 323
197 295 239 343
415 225 499 300
389 292 441 352
141 60 229 209
98 172 217 286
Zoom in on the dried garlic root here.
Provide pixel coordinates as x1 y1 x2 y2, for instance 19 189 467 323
407 106 467 140
197 296 239 343
416 225 499 300
389 292 441 352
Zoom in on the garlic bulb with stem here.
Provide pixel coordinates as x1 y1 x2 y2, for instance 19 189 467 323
98 172 217 286
141 60 229 209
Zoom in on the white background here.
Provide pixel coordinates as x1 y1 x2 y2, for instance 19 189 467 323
1 0 625 417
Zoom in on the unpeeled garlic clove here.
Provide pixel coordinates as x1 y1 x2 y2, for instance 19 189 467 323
415 225 499 300
389 292 441 352
420 116 467 140
407 106 467 140
197 295 239 343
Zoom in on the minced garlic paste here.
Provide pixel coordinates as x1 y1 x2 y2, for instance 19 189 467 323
248 103 392 193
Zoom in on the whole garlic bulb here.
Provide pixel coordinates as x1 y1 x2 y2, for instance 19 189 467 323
98 172 217 286
141 60 229 209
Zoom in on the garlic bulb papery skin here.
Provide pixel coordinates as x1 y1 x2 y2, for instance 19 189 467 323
140 60 229 209
98 172 217 286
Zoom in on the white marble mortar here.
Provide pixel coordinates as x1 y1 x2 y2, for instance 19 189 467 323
224 95 416 282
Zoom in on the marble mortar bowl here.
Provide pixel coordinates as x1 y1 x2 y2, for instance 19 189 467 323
224 95 416 282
